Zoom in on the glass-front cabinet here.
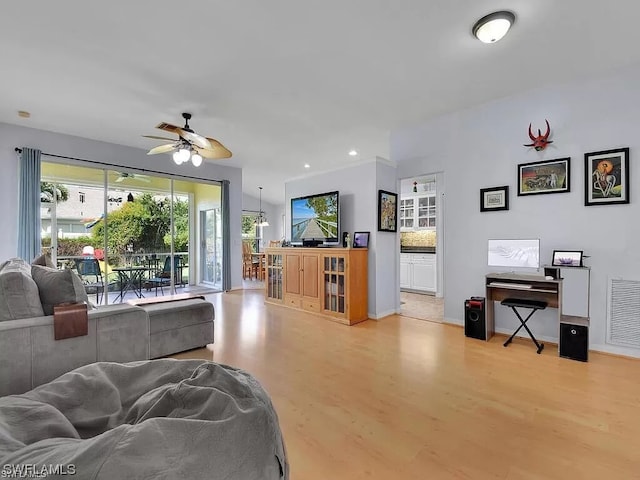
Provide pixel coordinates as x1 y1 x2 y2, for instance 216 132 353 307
266 251 283 302
401 193 436 230
417 195 436 228
399 198 415 230
323 254 346 315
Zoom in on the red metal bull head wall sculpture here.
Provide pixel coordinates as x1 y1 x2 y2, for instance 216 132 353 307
524 119 553 151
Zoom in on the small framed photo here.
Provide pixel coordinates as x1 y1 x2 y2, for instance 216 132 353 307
353 231 370 248
378 190 398 232
518 157 570 196
552 250 583 267
480 185 509 212
584 147 629 206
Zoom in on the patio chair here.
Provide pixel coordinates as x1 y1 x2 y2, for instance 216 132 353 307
74 258 105 304
147 256 181 295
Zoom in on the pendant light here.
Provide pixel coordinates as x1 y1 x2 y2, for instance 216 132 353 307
256 187 269 227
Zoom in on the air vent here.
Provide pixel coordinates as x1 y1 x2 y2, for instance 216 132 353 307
607 278 640 348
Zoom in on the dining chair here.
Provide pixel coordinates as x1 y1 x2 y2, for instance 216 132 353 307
242 241 259 280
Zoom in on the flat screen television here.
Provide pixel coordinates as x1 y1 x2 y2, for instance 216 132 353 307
488 238 540 269
291 191 339 245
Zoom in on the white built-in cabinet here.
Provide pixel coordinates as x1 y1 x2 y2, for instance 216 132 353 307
400 253 436 292
400 193 436 231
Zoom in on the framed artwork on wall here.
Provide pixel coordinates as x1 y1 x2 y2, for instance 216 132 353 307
517 157 570 196
377 190 398 232
584 147 629 206
480 185 509 212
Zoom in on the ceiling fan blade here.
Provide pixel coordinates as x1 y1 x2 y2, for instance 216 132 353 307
143 134 177 141
115 176 124 183
155 122 183 135
147 143 178 155
181 130 211 149
194 141 233 160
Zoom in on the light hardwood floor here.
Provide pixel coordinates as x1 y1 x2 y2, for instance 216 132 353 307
173 290 640 479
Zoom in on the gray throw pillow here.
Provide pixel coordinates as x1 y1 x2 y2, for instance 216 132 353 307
0 258 45 321
31 265 91 315
31 253 56 268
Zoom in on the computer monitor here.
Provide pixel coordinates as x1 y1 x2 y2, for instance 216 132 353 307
488 239 540 268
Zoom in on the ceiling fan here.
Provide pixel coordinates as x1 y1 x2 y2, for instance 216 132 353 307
115 172 150 183
143 112 232 165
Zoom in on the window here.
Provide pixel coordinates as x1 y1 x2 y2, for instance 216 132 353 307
242 212 260 251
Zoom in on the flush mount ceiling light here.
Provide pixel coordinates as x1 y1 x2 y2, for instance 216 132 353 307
472 11 516 44
348 149 358 156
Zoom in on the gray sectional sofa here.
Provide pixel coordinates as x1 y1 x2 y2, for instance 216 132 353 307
0 258 215 397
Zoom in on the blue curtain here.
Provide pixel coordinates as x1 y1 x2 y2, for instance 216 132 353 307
221 180 231 291
17 148 42 261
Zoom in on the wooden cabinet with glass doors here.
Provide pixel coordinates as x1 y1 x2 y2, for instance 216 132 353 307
265 251 283 302
264 247 368 325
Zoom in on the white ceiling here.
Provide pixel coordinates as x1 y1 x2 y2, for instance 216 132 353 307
2 1 640 204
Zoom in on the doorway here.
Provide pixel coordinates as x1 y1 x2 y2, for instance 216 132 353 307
398 172 445 322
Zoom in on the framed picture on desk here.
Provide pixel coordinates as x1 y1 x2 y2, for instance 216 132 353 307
552 250 583 267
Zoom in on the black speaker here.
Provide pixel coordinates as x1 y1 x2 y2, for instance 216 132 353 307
560 322 589 362
464 297 486 340
342 232 349 248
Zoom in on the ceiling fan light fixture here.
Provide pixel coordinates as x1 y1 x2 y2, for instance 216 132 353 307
191 153 203 167
472 11 515 44
172 151 184 165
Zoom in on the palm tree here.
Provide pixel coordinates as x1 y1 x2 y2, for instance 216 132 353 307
40 182 69 203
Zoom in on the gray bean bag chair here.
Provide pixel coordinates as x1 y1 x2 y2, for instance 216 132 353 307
0 359 288 479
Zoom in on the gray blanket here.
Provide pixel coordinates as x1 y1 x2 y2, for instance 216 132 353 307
0 359 288 479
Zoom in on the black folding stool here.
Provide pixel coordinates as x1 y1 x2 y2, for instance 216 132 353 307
500 298 548 354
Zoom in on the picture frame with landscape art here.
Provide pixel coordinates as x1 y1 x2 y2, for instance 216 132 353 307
517 157 570 196
584 147 629 206
377 190 398 232
480 185 509 212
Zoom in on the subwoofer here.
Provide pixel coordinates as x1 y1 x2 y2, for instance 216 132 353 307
559 322 589 362
464 297 486 340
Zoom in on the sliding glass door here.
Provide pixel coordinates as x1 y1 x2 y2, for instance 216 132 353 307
41 161 223 303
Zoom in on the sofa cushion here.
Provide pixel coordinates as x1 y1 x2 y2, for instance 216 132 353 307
31 265 91 315
31 253 55 268
0 258 45 321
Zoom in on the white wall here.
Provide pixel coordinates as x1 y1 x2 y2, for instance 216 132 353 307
392 63 640 357
285 158 398 319
0 122 245 290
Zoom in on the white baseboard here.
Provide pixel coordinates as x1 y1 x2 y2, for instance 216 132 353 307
590 343 640 358
368 308 397 320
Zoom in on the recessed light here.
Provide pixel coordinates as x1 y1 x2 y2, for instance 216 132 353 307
18 110 31 118
348 150 358 156
304 164 310 169
472 11 516 44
